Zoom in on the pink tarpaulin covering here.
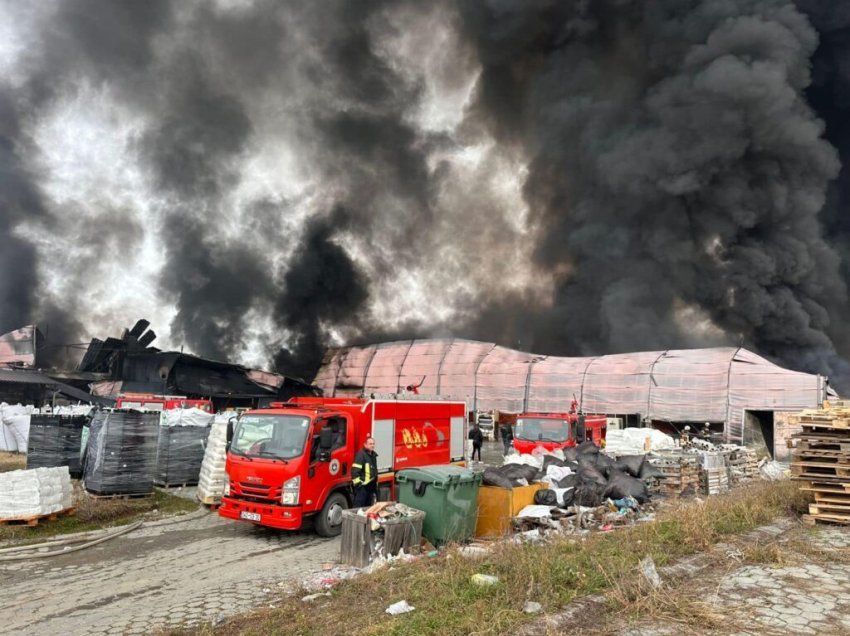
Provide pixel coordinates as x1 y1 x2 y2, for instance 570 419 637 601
314 339 830 441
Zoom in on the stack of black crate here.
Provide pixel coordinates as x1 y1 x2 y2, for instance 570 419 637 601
26 414 88 478
83 410 158 496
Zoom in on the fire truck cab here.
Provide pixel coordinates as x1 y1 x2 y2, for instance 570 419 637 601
512 411 608 454
218 397 467 537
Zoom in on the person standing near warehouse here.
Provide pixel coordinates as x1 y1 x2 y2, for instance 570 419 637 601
468 422 484 463
500 422 513 455
352 437 379 508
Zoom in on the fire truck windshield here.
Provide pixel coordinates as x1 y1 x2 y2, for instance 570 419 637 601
514 418 571 443
231 414 311 460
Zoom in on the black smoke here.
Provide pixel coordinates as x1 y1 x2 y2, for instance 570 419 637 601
3 0 850 391
455 0 850 388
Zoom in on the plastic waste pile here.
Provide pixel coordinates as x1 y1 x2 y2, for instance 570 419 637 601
0 466 73 519
484 443 661 536
196 414 231 504
154 408 213 487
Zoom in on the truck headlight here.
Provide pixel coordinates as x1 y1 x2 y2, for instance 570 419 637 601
282 476 300 505
224 471 231 496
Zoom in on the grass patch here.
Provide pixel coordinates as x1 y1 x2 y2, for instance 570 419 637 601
186 480 800 636
0 485 198 545
0 451 26 473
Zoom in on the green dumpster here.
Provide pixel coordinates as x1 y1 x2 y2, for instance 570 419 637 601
396 465 482 545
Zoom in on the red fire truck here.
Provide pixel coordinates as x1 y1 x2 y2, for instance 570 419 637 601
218 397 467 536
512 401 607 454
115 393 213 412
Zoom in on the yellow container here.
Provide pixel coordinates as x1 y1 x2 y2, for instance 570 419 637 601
474 483 543 537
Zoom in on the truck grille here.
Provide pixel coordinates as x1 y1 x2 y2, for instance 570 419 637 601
231 481 282 503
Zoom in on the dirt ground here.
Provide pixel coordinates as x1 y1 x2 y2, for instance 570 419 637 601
0 451 25 472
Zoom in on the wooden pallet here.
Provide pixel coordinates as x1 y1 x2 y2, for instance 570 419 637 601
791 462 850 478
85 491 153 500
798 481 850 494
0 507 76 527
803 513 850 526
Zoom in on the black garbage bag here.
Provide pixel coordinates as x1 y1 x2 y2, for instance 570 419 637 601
603 470 651 503
615 454 645 478
501 464 541 483
555 473 579 489
562 447 579 463
534 489 558 506
639 462 668 482
595 453 616 474
561 487 575 507
482 467 515 489
542 455 567 470
576 440 600 456
577 462 607 487
574 483 602 507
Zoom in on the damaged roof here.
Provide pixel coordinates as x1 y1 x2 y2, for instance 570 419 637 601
314 339 832 442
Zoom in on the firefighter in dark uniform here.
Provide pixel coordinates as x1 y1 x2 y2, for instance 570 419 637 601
352 436 379 508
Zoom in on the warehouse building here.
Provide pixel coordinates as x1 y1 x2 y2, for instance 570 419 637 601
313 339 834 459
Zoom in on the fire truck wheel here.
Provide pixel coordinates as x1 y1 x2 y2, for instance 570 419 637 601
315 491 348 537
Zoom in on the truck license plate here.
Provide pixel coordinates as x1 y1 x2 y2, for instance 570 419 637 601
240 511 261 522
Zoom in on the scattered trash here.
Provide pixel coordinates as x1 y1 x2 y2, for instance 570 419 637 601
459 545 490 558
385 600 415 615
759 460 789 481
639 556 662 589
523 601 543 614
302 592 332 602
470 573 500 586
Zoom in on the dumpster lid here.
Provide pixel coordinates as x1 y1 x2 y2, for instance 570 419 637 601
397 465 480 487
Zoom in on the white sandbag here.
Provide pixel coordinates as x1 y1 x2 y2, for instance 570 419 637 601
0 466 73 518
1 414 31 452
196 414 231 503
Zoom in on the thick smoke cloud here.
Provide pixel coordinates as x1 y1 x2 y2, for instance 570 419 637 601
457 0 850 386
1 0 850 390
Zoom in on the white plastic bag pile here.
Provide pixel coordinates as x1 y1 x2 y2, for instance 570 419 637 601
603 429 676 456
196 414 231 503
0 403 35 452
160 407 215 428
52 405 94 416
0 466 73 519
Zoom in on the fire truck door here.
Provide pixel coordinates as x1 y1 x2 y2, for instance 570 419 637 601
309 416 352 484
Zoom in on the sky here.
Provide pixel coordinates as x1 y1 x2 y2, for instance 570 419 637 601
2 0 850 389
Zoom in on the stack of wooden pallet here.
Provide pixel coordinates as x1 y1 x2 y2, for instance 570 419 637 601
790 405 850 525
646 453 701 497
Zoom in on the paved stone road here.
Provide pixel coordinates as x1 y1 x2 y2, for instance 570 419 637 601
0 511 340 635
611 523 850 635
713 526 850 635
